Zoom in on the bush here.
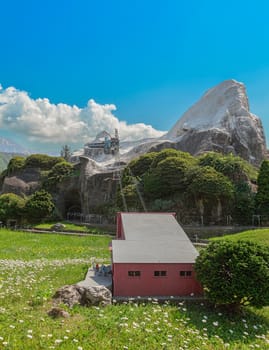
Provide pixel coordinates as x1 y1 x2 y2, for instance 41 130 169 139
128 152 157 177
189 166 234 200
7 156 25 174
198 152 257 183
255 160 269 215
150 149 196 169
117 184 142 210
24 154 65 170
24 190 55 223
195 240 269 311
0 193 26 223
144 156 193 198
232 182 255 224
43 161 73 189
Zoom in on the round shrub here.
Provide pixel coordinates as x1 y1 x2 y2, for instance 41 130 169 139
24 190 55 222
195 240 269 310
0 193 26 223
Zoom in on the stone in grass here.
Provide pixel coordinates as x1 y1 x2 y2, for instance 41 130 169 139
81 285 112 307
47 307 70 318
51 223 66 232
53 284 112 307
53 285 83 307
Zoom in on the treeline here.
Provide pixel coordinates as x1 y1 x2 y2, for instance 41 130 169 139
118 149 268 225
1 150 269 226
0 154 76 225
0 190 54 225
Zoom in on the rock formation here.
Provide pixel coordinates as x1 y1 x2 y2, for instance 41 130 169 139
1 167 41 196
0 79 267 219
164 79 267 166
53 284 112 307
79 156 118 215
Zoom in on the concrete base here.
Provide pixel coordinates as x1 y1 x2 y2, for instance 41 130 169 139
77 268 112 289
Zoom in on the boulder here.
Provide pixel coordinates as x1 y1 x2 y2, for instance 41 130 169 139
53 284 112 307
47 306 70 318
51 223 66 232
53 284 84 307
81 285 112 306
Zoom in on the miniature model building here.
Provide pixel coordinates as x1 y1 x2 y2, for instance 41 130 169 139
112 212 203 297
84 129 119 158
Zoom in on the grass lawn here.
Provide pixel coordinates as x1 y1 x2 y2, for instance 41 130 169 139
33 222 109 235
0 229 268 349
210 228 269 246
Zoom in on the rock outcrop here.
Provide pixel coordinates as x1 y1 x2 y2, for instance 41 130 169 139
164 79 267 166
0 156 117 218
1 167 41 196
53 284 112 307
0 79 267 218
79 156 118 215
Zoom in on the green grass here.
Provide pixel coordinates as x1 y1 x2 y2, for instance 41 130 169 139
210 228 269 246
33 222 108 235
0 229 111 260
0 229 269 349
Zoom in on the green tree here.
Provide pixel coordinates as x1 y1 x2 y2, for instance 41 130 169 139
0 193 26 223
118 184 142 210
150 148 196 169
24 190 55 222
255 160 269 215
189 166 234 200
232 182 255 224
128 152 157 177
43 161 73 189
7 156 25 175
24 154 65 170
60 145 71 161
144 156 192 198
198 152 257 183
195 240 269 311
188 166 234 222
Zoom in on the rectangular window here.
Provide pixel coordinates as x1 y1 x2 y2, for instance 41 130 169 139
180 271 192 277
154 271 167 277
128 271 141 277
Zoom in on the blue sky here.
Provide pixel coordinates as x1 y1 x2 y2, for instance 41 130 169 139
0 0 269 153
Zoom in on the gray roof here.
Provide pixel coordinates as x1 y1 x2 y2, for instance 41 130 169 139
112 240 198 263
112 213 198 264
121 213 190 241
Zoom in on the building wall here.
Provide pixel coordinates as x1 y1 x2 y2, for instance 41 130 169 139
116 213 125 239
113 262 202 297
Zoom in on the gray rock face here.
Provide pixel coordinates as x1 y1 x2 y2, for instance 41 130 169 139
81 285 112 306
79 156 117 215
1 167 41 196
53 284 112 307
165 80 267 166
53 285 83 307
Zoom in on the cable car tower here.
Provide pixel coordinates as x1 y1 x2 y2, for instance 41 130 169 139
112 130 147 212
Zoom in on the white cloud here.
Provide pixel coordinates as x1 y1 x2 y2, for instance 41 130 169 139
0 85 165 148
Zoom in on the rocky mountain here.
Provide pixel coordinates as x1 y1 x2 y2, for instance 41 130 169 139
0 79 267 221
69 79 267 170
120 80 267 167
164 79 266 165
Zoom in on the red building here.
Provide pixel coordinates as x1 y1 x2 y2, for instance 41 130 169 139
112 212 202 297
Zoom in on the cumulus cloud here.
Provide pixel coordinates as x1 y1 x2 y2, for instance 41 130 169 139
0 85 165 146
